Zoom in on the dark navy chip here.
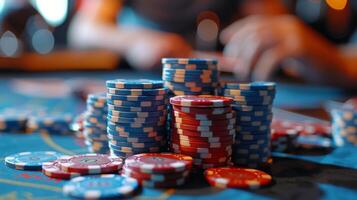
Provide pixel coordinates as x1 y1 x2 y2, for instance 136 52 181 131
106 79 164 89
162 58 218 65
107 87 168 96
107 93 166 101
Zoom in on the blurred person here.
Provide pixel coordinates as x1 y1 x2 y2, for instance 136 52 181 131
69 0 357 88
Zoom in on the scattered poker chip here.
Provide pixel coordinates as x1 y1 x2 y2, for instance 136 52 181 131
124 153 193 173
204 167 272 189
106 79 164 89
5 151 63 170
107 87 168 96
42 160 82 179
63 174 139 199
57 154 123 174
170 95 233 107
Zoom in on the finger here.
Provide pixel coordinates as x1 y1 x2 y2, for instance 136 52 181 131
220 15 263 44
252 44 292 81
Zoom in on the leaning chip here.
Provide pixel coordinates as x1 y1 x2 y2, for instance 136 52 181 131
204 167 272 189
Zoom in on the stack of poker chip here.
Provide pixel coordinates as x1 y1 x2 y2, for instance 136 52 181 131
83 93 109 153
0 111 28 132
162 58 219 96
122 153 193 188
169 95 235 169
43 154 124 180
106 79 168 158
220 82 276 168
330 108 357 146
27 114 74 135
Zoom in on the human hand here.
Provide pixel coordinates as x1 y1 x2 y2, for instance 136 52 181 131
220 15 344 82
124 28 192 70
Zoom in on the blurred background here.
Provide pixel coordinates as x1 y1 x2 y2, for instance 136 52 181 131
0 0 356 85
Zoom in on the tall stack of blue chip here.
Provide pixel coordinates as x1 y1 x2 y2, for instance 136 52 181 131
220 82 276 168
330 108 357 146
106 79 168 158
83 93 109 153
161 58 219 141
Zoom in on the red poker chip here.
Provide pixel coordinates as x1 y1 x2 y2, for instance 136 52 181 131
204 167 272 189
173 105 232 115
170 138 234 148
57 154 123 174
170 143 232 154
173 123 235 132
42 160 82 179
122 166 190 182
172 117 236 127
124 153 193 173
170 95 233 107
173 128 235 138
197 162 229 169
171 133 234 143
172 148 232 159
173 110 236 121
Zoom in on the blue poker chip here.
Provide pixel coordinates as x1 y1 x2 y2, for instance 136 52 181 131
163 68 219 75
107 127 165 138
162 63 217 70
236 125 270 132
107 115 165 124
107 87 168 96
5 151 63 170
107 120 165 128
108 133 163 143
63 175 138 199
162 58 218 65
163 71 219 79
0 112 28 132
106 79 163 89
107 93 166 101
221 81 276 90
162 75 218 83
108 104 167 112
108 110 166 118
222 89 276 97
107 99 167 107
236 114 273 122
109 140 164 148
108 143 161 153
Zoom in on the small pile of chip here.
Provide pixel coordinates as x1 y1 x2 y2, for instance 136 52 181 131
204 167 272 189
162 58 219 96
271 120 300 152
43 153 124 179
122 153 193 188
169 95 235 169
83 93 109 153
27 114 74 135
106 79 168 158
220 82 276 168
330 108 357 146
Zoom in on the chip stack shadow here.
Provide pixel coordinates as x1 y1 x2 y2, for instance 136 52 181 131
106 79 168 158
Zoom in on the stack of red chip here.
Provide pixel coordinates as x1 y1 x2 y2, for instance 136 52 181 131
42 154 124 179
169 95 235 169
122 153 193 188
